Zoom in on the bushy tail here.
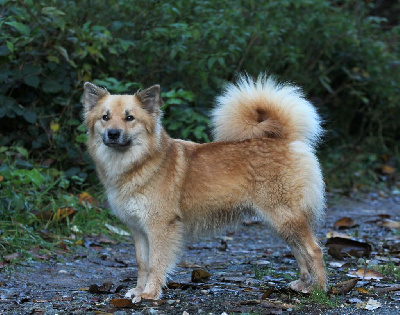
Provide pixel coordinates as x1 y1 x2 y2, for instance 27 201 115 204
211 74 322 146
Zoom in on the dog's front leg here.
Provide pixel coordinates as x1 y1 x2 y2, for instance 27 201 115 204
132 216 183 303
125 229 149 299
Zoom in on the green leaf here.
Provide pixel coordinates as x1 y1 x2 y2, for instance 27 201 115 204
24 76 40 88
5 21 30 36
6 41 14 53
24 111 37 123
42 80 62 93
75 134 87 143
15 146 29 158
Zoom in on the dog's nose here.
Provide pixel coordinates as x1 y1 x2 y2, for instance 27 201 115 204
107 129 121 140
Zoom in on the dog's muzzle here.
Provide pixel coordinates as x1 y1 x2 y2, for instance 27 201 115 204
103 129 132 148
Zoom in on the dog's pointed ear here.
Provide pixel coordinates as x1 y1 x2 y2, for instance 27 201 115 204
136 85 162 114
83 82 109 110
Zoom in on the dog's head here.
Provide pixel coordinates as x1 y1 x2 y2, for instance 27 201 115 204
83 82 163 152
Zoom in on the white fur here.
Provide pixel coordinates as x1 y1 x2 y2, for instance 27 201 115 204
211 74 323 146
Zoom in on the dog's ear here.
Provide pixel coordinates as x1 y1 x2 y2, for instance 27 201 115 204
136 85 162 114
83 82 109 110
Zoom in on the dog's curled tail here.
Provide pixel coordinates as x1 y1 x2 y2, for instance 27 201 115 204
211 74 322 146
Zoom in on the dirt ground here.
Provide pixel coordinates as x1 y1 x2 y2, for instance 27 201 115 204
1 193 400 315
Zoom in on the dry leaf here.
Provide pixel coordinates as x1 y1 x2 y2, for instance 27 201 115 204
0 175 4 182
331 278 358 295
355 287 369 294
357 298 381 310
326 237 372 259
78 192 98 207
191 269 211 283
378 219 400 229
329 261 349 268
348 269 383 280
53 207 77 222
334 217 357 229
326 231 352 239
381 165 395 175
110 298 135 308
88 281 114 293
373 284 400 293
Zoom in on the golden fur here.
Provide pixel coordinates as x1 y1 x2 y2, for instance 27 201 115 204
83 74 326 302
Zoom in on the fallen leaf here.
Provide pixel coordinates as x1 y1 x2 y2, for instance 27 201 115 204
78 192 98 207
88 281 114 293
378 219 400 229
355 287 369 294
380 165 395 175
105 223 130 236
330 278 358 295
373 284 400 293
0 175 3 182
261 288 275 299
357 298 381 310
111 298 135 308
53 207 77 222
326 231 352 239
348 269 383 280
59 242 70 251
191 269 211 283
326 237 372 259
334 217 357 229
329 261 349 268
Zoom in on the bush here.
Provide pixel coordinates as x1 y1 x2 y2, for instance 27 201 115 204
0 0 399 184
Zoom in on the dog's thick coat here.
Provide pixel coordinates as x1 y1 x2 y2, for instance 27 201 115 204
83 75 326 302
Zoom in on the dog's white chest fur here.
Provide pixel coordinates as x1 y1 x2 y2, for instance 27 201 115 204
107 187 149 227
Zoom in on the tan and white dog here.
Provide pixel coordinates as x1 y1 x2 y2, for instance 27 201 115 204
83 74 326 302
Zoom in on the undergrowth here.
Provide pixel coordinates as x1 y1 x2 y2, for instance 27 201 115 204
0 146 129 264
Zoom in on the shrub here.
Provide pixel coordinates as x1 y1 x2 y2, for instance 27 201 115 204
0 0 398 182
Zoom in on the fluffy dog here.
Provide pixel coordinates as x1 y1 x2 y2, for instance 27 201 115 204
83 74 326 302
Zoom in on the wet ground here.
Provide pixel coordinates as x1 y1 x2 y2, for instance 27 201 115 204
1 194 400 314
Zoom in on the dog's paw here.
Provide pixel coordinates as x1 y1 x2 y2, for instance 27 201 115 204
124 287 142 299
289 279 312 293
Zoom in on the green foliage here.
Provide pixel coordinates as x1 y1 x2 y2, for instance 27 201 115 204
162 89 210 142
0 0 399 189
0 146 124 259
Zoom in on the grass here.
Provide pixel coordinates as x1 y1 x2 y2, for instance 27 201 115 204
304 287 340 308
372 260 400 282
254 263 275 280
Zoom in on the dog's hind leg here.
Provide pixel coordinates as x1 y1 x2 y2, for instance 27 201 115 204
132 215 184 302
258 206 326 292
125 228 149 299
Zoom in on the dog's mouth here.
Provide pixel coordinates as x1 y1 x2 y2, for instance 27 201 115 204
103 140 132 148
102 137 132 149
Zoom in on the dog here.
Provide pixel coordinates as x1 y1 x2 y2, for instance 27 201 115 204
83 74 326 303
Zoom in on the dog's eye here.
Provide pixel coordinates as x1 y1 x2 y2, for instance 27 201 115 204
102 115 110 121
126 115 134 121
